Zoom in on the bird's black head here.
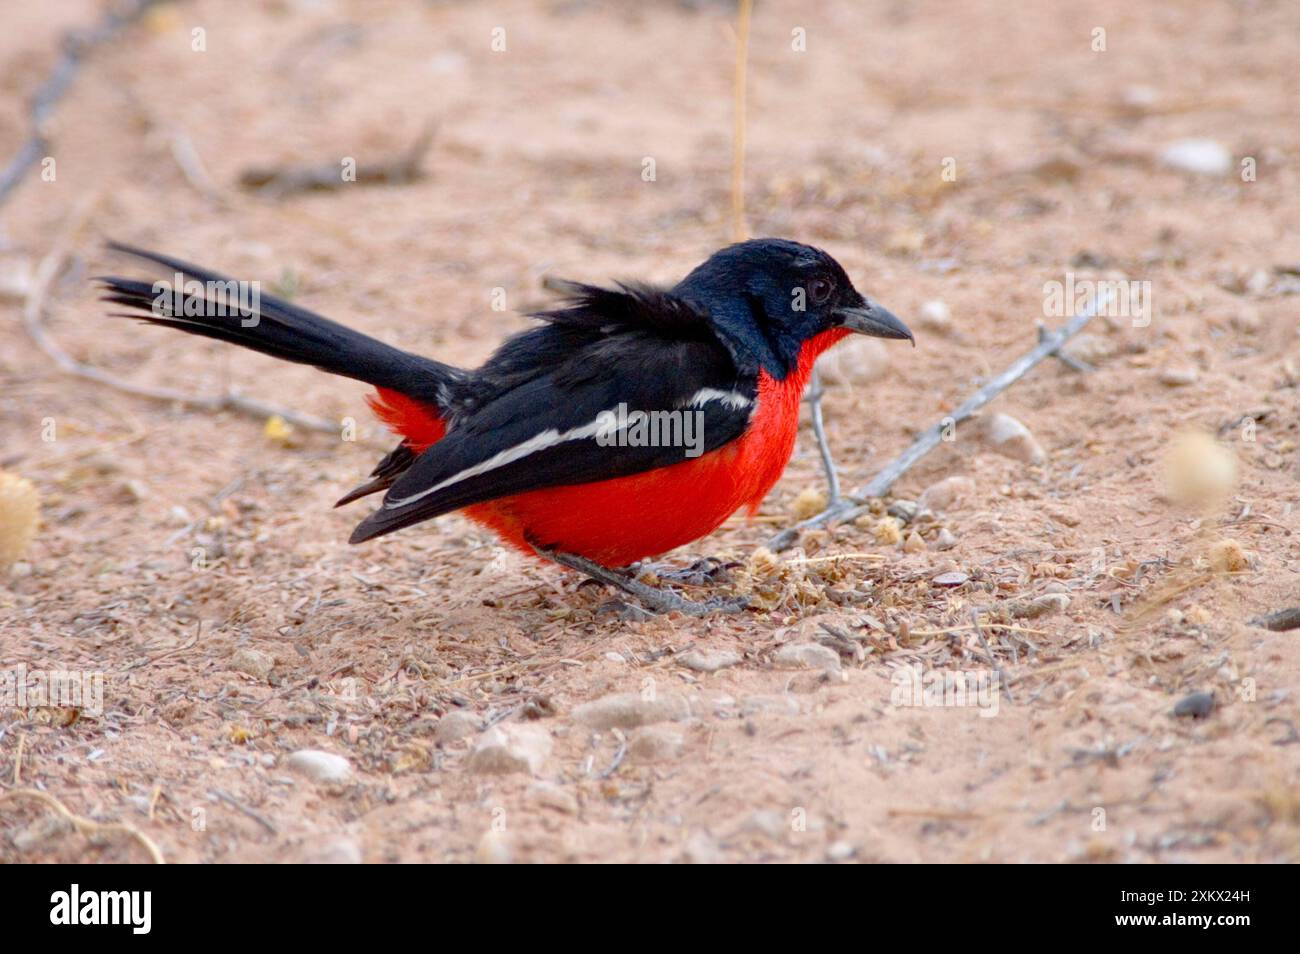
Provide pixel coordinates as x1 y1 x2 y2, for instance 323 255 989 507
674 238 912 379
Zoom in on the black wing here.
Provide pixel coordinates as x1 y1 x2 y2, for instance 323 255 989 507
349 334 755 544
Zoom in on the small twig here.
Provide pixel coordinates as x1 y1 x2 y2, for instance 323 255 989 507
729 0 753 243
12 733 25 786
125 621 202 671
1249 606 1300 632
167 125 224 203
597 735 628 780
886 807 984 821
970 609 1014 705
1037 322 1092 372
783 552 888 566
805 367 843 504
769 288 1116 550
238 121 436 198
0 788 165 864
908 623 1048 638
0 0 159 208
210 788 278 835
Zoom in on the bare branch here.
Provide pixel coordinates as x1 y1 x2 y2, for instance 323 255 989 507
769 288 1117 550
0 0 160 209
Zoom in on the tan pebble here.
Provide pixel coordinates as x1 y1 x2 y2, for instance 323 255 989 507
981 413 1046 465
917 300 952 333
527 781 578 815
902 531 925 553
475 830 514 864
0 471 40 566
1163 431 1236 507
1061 333 1114 365
1231 307 1261 333
629 726 685 762
918 475 975 512
1159 366 1199 387
230 647 274 681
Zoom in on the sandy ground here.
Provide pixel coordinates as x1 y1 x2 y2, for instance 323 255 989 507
0 0 1297 863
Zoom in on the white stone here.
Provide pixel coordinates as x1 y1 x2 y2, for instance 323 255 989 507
466 724 552 775
287 749 352 784
1160 139 1232 176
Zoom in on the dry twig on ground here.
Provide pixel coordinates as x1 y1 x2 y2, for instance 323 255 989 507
769 287 1117 551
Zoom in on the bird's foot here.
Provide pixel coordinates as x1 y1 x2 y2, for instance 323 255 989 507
537 548 748 617
632 556 737 586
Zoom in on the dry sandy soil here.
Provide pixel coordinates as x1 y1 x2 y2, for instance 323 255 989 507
1 0 1297 863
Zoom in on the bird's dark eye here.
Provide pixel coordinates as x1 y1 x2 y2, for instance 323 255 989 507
809 278 833 304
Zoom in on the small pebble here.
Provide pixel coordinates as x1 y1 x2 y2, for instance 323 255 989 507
902 531 925 553
741 695 801 717
918 475 975 512
1173 691 1215 719
466 724 553 775
1163 431 1237 507
301 836 362 864
981 413 1046 465
1006 594 1070 618
680 831 724 864
528 781 579 815
933 528 958 551
932 571 969 587
435 709 482 743
1061 333 1113 366
1159 366 1199 387
917 300 952 333
1160 138 1232 176
229 647 274 681
677 648 742 673
629 726 685 762
826 840 857 862
475 830 514 864
571 692 690 729
286 749 352 784
774 642 842 673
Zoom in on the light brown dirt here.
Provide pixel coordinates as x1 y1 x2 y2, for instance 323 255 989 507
0 0 1297 863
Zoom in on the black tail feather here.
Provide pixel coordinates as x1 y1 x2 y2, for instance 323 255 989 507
97 242 463 407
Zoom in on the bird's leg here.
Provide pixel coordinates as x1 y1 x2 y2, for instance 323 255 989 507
533 547 748 617
806 366 843 505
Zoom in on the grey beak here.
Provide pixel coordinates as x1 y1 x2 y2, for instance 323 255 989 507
836 301 915 345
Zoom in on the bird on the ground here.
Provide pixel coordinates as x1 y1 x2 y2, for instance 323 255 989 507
98 238 912 615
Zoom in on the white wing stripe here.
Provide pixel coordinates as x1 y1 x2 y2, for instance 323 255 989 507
384 417 609 509
687 388 751 410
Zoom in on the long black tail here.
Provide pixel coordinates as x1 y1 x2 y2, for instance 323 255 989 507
97 242 462 407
